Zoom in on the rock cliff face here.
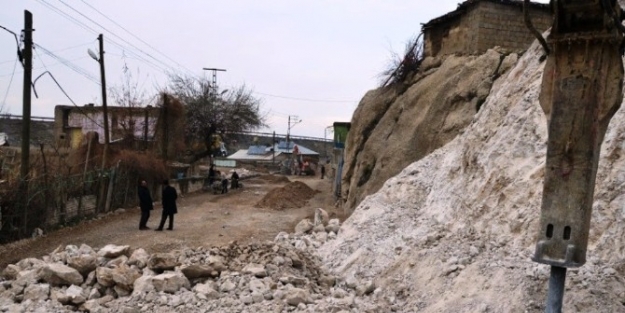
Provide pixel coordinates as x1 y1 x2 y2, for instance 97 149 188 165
342 48 518 211
321 39 625 312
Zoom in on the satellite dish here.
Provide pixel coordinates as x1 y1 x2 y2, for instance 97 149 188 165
87 49 98 61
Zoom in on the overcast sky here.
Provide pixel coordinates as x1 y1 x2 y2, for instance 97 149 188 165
0 0 549 138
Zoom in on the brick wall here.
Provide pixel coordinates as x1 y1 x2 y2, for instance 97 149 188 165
476 2 551 53
424 1 552 57
425 7 481 57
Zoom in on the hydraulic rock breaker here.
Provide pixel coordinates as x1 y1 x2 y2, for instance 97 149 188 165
524 0 624 312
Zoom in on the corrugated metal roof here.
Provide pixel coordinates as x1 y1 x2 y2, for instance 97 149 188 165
270 141 319 155
227 149 282 161
248 145 268 155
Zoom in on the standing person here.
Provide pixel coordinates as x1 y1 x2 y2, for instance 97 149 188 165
231 170 240 189
138 180 153 230
156 180 178 231
320 164 326 179
208 164 216 185
221 175 229 194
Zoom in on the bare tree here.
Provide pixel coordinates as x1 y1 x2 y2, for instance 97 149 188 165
380 34 424 87
167 74 265 162
109 65 151 141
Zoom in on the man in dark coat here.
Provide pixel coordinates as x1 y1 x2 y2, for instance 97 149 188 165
138 180 153 230
208 164 216 186
221 176 229 194
231 170 240 189
156 179 178 231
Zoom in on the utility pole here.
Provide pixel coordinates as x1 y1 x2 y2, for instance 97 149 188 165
202 68 226 96
91 34 110 214
162 94 168 159
20 10 33 235
272 131 276 164
143 105 150 151
97 34 109 170
286 115 302 153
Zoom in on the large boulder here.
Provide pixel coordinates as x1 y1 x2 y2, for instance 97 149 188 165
96 245 129 258
2 264 20 280
180 264 219 279
111 265 141 290
40 264 84 286
206 255 227 272
67 254 97 276
194 283 220 299
147 253 178 272
95 267 115 287
132 275 155 295
152 272 190 294
294 219 314 234
23 283 50 301
342 49 511 212
127 248 149 269
17 258 46 271
242 263 267 278
285 288 311 306
61 285 86 305
314 208 329 226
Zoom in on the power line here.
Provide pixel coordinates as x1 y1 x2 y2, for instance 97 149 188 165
0 41 92 65
32 51 104 128
78 0 197 77
57 0 194 77
34 43 101 85
0 56 91 78
34 0 169 73
1 58 18 109
253 91 357 103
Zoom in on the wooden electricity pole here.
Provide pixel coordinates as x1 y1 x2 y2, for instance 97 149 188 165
96 34 109 213
97 34 110 170
20 11 33 182
20 10 33 234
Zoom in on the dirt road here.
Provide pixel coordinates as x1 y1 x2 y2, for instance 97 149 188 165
0 174 342 269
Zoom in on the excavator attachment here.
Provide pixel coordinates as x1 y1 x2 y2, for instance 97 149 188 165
533 0 624 268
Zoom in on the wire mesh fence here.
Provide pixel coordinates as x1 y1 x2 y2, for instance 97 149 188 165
0 149 150 244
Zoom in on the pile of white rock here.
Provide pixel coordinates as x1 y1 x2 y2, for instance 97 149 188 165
0 209 381 313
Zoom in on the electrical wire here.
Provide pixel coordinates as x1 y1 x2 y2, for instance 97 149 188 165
57 0 168 70
34 0 169 73
78 0 197 77
253 91 357 103
1 58 18 109
0 56 91 78
34 43 101 85
0 41 92 65
57 0 195 77
32 47 99 122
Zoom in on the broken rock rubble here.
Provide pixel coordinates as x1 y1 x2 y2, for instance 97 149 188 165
0 210 385 312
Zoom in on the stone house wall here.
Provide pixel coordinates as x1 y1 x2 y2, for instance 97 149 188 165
423 0 552 57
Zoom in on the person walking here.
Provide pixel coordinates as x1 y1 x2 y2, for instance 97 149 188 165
221 175 229 194
320 164 326 179
156 179 178 231
208 164 216 185
138 180 153 230
231 170 240 189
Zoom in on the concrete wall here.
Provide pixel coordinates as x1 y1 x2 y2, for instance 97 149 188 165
476 2 551 53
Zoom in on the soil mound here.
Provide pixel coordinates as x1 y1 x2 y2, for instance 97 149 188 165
259 175 291 183
255 181 318 210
